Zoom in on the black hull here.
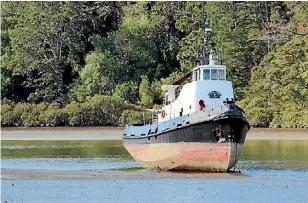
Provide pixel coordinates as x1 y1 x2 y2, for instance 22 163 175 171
123 117 249 145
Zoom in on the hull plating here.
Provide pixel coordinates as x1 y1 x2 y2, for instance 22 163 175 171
124 142 243 172
123 110 249 172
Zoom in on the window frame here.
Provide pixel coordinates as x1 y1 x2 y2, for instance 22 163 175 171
218 69 226 80
203 69 211 80
211 69 218 80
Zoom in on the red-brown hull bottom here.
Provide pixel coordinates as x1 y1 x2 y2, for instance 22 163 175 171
124 142 243 172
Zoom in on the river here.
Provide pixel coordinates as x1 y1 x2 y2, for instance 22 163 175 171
1 129 308 203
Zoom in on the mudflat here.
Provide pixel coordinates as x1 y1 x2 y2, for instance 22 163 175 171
2 158 308 203
2 140 308 203
1 127 308 140
1 168 248 181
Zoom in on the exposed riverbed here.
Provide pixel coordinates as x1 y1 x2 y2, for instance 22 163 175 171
1 129 308 203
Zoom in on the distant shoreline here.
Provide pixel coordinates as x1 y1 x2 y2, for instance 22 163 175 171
246 128 308 140
1 126 124 131
1 127 308 141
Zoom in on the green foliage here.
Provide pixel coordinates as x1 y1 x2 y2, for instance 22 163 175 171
0 102 15 126
1 2 71 104
150 71 185 104
39 103 68 127
139 75 154 108
70 51 110 102
1 95 140 127
160 71 185 85
239 36 308 128
12 103 33 127
1 2 123 103
64 95 136 126
64 101 82 126
22 103 48 127
175 2 205 71
113 81 139 104
205 2 273 98
152 104 163 110
119 109 152 126
1 2 307 128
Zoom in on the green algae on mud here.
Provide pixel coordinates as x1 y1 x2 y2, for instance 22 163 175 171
117 167 145 172
1 140 132 159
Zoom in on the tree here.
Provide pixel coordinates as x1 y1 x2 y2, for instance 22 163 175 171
139 75 154 108
113 81 139 104
70 51 110 102
1 2 71 104
0 2 124 104
239 36 308 128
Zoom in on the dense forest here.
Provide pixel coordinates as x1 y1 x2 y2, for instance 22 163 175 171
1 1 307 128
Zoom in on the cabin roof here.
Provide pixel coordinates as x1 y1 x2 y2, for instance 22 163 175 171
193 64 226 71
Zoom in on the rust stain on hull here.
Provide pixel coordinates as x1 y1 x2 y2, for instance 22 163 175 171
124 142 243 172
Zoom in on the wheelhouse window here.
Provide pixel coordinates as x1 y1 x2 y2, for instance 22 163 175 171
218 69 225 80
211 69 218 80
203 69 210 80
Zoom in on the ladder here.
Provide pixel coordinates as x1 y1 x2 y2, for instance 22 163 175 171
152 111 158 124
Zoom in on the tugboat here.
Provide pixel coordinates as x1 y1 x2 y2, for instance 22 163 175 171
122 22 250 172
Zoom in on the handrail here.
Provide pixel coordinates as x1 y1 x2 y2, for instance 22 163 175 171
151 110 158 124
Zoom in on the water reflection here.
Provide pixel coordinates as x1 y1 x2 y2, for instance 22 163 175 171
2 140 308 163
1 140 131 159
242 140 308 161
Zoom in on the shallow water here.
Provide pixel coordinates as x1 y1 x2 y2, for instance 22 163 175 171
2 140 308 203
1 140 131 159
2 140 308 160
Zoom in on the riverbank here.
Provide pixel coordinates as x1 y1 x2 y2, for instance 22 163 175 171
1 127 308 140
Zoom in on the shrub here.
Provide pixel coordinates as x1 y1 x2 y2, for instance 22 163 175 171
65 95 138 126
119 109 152 126
298 110 308 128
1 102 15 126
237 98 273 127
152 104 163 110
40 103 68 126
12 103 33 127
1 95 149 127
64 101 83 126
22 103 48 127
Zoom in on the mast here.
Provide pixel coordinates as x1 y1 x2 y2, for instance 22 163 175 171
172 3 214 85
201 2 212 65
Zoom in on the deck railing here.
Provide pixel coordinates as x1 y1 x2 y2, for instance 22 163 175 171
152 110 158 124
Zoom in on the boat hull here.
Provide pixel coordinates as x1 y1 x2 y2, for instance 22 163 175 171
124 142 243 172
123 107 250 172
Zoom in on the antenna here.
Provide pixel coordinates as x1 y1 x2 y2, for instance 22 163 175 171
195 38 199 67
192 2 213 69
202 3 206 64
201 2 212 65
